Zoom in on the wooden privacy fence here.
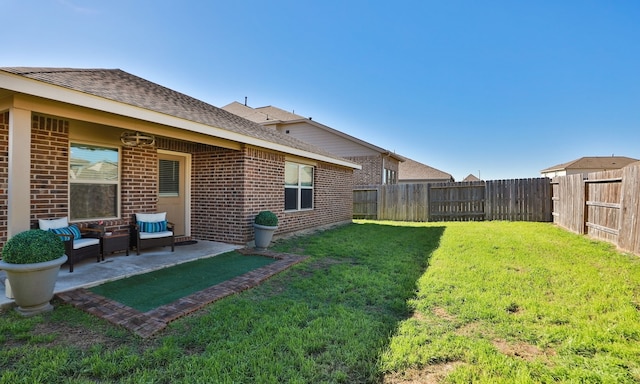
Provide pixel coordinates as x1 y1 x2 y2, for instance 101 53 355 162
353 178 553 222
552 162 640 256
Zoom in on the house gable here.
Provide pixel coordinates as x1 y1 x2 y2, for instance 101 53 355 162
222 102 402 185
273 121 381 157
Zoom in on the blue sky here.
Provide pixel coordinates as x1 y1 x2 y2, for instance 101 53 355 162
4 0 639 180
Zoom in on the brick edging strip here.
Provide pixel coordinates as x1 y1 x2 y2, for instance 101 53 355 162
55 249 308 338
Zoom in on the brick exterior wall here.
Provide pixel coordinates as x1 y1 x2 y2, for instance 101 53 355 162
31 114 70 221
308 162 354 227
347 155 382 185
347 155 400 186
120 145 158 226
191 145 249 244
17 114 354 247
189 145 354 244
239 147 353 238
0 111 8 245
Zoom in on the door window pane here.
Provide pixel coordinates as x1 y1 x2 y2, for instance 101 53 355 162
159 159 180 196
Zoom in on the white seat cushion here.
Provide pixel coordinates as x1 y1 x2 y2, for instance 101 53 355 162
139 231 173 240
73 237 100 249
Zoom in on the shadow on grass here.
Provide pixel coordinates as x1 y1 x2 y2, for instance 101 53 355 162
0 222 445 383
171 222 445 383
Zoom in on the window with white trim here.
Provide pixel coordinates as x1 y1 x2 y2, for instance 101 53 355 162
384 168 397 185
285 162 314 211
69 143 119 220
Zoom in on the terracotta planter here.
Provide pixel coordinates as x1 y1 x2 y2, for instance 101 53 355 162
253 223 278 250
0 254 67 316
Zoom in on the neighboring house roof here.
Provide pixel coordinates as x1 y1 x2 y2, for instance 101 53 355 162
0 67 360 169
398 157 454 182
222 102 405 162
220 101 275 123
254 105 303 122
540 156 639 173
223 103 306 123
462 174 482 182
70 160 118 181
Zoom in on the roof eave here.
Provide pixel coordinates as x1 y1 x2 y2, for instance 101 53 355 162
1 71 361 170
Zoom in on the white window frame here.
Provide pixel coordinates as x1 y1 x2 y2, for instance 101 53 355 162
284 162 314 211
69 142 121 221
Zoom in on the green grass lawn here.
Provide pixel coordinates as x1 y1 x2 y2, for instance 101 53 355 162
1 221 640 383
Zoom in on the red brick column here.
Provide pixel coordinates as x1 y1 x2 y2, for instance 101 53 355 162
30 114 70 222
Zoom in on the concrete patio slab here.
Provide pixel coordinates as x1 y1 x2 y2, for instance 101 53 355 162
0 240 242 309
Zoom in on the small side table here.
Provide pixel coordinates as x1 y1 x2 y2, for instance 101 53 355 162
102 232 130 256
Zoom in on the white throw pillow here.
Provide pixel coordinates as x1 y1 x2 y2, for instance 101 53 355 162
135 212 167 222
39 217 69 230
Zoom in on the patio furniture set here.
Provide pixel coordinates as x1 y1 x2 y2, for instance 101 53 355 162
35 213 175 272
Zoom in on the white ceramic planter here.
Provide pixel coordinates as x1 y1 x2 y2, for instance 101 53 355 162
0 254 67 316
253 223 278 250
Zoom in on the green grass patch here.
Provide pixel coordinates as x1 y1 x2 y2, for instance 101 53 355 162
90 251 275 311
380 221 640 383
2 221 640 383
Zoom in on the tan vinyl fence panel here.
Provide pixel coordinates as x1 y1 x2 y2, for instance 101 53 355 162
552 162 640 256
354 178 552 223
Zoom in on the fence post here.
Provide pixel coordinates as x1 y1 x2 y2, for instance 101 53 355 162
426 183 431 222
618 163 640 254
485 181 492 221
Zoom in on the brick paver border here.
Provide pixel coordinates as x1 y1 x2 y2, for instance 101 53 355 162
55 249 308 338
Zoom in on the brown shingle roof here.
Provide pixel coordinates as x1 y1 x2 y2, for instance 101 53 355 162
221 101 273 123
254 105 304 121
1 67 352 165
462 174 481 182
541 156 639 173
222 103 306 124
398 157 453 182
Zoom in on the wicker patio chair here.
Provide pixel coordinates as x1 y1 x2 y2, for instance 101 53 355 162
130 212 175 255
37 217 102 272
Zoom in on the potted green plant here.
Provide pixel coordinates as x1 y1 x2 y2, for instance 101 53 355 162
0 229 67 316
253 211 279 250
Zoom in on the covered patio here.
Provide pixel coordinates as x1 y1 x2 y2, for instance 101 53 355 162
1 240 308 337
0 240 241 309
